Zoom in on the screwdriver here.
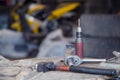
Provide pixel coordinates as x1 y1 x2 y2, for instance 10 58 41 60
75 19 83 58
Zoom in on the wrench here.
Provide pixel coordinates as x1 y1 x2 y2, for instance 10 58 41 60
64 51 120 66
64 55 106 66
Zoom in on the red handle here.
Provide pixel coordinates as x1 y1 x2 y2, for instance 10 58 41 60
75 42 84 58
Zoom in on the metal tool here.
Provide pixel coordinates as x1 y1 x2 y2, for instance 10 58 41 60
64 55 106 66
65 51 120 66
64 55 81 66
75 19 83 58
106 51 120 64
113 51 120 58
35 62 117 76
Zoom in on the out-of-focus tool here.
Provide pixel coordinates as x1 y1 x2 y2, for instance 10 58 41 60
113 51 120 58
35 62 117 76
106 51 120 64
75 19 83 58
64 55 81 66
64 51 120 66
64 55 106 66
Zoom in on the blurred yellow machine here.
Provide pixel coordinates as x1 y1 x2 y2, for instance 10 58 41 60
11 2 80 34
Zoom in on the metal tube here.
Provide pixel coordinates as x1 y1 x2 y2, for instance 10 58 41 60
82 58 106 62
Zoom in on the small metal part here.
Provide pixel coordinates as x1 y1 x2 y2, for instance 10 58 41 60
67 58 74 66
78 19 80 28
35 62 56 72
104 51 120 64
35 62 47 72
113 51 120 58
76 19 81 38
64 55 82 66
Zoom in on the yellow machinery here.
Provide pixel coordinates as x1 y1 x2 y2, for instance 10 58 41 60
11 2 80 34
11 2 45 33
47 3 80 20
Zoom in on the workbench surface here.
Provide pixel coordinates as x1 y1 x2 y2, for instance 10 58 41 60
0 56 110 80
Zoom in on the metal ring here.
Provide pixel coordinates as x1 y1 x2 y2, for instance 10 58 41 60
64 55 82 66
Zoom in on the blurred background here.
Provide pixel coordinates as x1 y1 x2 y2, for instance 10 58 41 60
0 0 120 60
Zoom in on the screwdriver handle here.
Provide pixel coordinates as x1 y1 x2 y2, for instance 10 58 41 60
70 67 116 76
75 42 83 58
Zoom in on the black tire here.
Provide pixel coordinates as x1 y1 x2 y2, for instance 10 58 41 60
81 15 120 37
83 37 120 58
